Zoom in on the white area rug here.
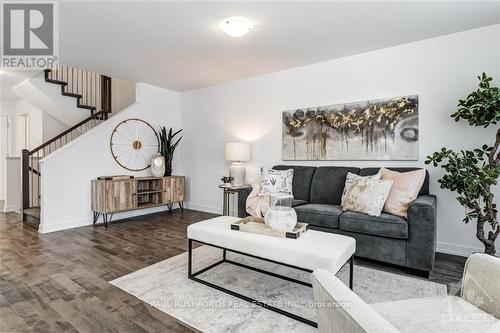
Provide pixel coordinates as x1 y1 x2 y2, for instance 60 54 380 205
111 245 447 333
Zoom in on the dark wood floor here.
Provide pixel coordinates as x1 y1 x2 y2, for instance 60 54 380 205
0 210 466 332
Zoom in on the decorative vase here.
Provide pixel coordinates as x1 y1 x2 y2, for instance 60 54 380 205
151 153 165 177
264 193 297 232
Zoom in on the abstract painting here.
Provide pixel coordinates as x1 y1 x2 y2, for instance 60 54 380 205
282 95 418 160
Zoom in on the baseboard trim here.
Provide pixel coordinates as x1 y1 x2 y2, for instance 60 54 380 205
39 206 171 234
184 202 221 215
3 205 21 213
437 242 483 257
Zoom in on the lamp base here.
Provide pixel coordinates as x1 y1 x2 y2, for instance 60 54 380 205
230 162 246 186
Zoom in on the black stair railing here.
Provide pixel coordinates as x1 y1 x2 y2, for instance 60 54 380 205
22 65 113 222
44 64 112 115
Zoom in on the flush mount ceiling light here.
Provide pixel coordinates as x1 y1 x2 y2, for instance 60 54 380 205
219 17 253 37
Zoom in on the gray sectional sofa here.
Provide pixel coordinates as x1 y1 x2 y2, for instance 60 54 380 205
238 165 437 277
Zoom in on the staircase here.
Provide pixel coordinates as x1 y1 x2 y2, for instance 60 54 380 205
22 65 112 229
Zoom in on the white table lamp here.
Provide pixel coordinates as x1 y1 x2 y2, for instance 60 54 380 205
225 142 251 186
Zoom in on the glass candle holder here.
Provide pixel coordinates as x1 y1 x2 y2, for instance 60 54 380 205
264 192 297 232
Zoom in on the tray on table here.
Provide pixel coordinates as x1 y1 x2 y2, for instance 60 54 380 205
230 216 307 239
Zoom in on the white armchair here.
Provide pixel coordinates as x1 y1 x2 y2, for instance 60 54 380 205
312 253 500 333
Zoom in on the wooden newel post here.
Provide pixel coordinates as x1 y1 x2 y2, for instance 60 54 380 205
21 149 30 210
100 75 112 118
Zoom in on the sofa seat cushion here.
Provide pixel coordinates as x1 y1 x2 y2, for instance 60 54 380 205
372 296 499 333
292 199 308 207
295 204 343 229
339 211 408 239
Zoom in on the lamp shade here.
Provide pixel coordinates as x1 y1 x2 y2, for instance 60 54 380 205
225 142 251 161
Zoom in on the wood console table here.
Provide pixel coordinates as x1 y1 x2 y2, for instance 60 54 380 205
91 176 185 227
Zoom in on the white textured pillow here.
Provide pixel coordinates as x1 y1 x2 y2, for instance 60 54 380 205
341 177 393 217
260 167 293 194
341 172 382 204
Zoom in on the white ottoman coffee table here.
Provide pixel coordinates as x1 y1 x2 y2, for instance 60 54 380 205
187 216 356 327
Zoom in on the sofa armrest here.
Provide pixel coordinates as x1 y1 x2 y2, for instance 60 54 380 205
461 253 500 319
237 187 252 218
406 194 437 273
312 269 399 333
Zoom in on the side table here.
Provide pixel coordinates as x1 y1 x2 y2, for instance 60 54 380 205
219 184 252 217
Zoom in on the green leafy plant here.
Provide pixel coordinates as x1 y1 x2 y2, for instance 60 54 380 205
159 126 182 177
426 73 500 255
221 176 234 184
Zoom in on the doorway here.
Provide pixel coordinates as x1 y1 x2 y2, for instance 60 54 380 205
17 113 29 154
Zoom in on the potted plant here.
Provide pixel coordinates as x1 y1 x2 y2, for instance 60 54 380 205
426 73 499 255
159 126 182 177
220 176 234 187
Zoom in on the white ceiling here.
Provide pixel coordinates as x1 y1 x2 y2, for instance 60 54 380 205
29 1 500 92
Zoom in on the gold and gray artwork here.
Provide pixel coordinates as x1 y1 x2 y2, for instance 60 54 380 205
282 95 418 160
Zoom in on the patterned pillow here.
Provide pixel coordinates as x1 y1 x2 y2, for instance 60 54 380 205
341 177 393 217
341 172 382 203
260 167 293 194
379 168 426 218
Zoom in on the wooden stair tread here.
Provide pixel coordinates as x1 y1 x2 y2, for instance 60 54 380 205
77 104 97 110
62 92 83 98
23 207 40 218
45 78 68 86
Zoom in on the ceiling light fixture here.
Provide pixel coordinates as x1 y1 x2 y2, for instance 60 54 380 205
219 17 253 38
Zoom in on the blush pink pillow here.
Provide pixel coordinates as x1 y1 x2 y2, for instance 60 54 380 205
379 168 426 219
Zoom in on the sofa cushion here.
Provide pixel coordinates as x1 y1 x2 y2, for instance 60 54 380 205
292 199 308 207
360 167 429 196
339 211 408 239
309 167 360 205
273 165 316 201
295 204 343 229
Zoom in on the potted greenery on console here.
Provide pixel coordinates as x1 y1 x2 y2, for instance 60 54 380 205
159 126 182 177
426 73 499 255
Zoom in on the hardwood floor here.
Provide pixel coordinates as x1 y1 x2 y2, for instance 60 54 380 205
0 210 466 332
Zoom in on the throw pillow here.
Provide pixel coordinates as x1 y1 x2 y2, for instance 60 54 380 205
342 177 393 217
341 172 382 204
260 167 293 194
379 168 426 218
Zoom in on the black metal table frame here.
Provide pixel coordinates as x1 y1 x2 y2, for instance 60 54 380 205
188 239 354 328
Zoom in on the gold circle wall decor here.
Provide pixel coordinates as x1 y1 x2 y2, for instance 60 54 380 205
110 118 159 171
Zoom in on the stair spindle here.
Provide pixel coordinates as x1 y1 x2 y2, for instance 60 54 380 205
37 151 40 207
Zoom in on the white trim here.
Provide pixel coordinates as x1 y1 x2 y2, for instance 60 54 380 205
184 202 222 215
39 205 171 234
39 217 89 234
3 205 21 213
437 241 483 257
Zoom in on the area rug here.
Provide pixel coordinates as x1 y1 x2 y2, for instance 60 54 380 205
110 245 447 333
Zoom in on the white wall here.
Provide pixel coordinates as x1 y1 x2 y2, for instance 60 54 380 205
112 78 136 113
14 99 43 154
39 83 182 233
42 112 67 143
0 100 15 201
182 24 500 256
4 157 21 212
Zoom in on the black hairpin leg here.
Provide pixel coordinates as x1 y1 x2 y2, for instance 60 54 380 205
93 212 101 225
349 255 354 290
179 202 184 214
167 203 173 213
